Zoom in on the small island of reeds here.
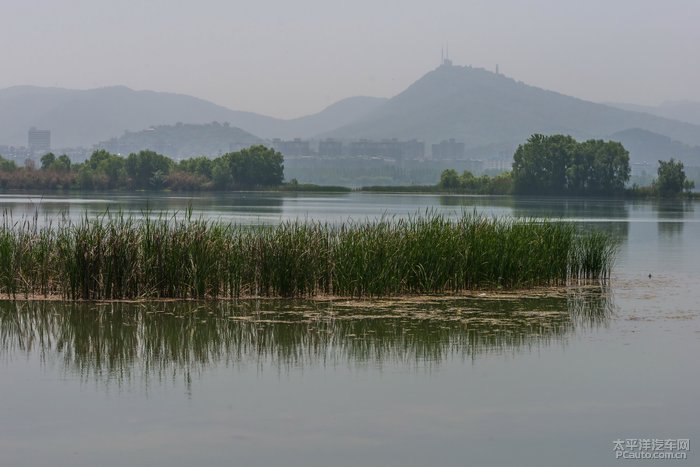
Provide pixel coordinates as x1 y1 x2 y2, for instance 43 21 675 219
0 212 617 300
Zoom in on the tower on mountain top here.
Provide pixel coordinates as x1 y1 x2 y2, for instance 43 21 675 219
441 44 453 67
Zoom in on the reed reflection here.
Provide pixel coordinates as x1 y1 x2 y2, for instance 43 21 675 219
0 290 612 391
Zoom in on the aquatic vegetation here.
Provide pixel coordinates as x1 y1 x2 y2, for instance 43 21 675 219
0 212 617 300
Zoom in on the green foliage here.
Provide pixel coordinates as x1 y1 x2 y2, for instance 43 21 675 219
0 155 17 172
177 156 214 179
171 145 284 190
513 134 630 195
0 213 616 299
125 150 173 189
214 145 284 189
439 169 461 189
0 146 285 192
77 149 127 189
55 154 72 171
438 170 513 194
655 158 695 197
40 152 56 170
40 152 71 172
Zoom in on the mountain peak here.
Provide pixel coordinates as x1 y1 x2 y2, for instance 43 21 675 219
326 65 700 150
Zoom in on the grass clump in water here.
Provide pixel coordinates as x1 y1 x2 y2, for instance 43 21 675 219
0 211 617 300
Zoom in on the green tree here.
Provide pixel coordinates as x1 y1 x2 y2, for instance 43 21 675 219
178 156 214 179
237 145 284 187
54 154 72 172
489 171 513 195
40 152 56 170
211 159 233 189
573 140 630 195
513 134 629 196
512 134 577 195
655 158 694 197
439 169 461 189
125 150 173 189
79 150 127 189
215 145 284 189
0 155 17 172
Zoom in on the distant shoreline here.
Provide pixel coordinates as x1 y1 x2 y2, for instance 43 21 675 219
0 184 697 199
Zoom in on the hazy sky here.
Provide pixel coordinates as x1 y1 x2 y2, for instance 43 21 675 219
2 0 699 118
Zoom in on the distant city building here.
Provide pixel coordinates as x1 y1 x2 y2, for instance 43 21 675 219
483 158 512 172
318 138 343 157
271 138 311 157
347 139 378 157
431 139 465 159
28 127 51 153
347 139 425 159
400 139 425 159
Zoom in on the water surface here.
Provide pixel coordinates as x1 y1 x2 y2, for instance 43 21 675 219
0 193 698 467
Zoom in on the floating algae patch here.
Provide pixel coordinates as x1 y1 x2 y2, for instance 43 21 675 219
0 287 613 391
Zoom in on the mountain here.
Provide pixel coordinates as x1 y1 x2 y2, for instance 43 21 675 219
280 96 387 139
5 70 700 154
0 85 274 148
325 64 700 149
0 86 385 147
607 100 700 127
96 122 263 158
607 128 700 166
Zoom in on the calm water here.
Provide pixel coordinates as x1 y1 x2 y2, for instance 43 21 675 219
1 193 698 467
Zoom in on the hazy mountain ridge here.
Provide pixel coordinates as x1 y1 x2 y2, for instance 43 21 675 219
606 100 700 127
607 128 700 165
4 68 700 156
325 65 700 149
0 85 272 147
0 86 386 147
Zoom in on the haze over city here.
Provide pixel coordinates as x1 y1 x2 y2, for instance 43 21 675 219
3 0 699 118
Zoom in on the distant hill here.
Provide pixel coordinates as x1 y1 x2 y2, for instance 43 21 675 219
96 122 263 158
0 86 385 147
607 100 700 127
5 71 700 156
325 64 700 149
607 128 700 166
281 96 387 139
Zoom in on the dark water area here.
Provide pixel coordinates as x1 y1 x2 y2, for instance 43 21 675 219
0 193 698 466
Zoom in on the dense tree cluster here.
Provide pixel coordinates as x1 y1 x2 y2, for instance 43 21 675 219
0 145 284 191
438 169 512 194
654 158 695 197
512 134 631 196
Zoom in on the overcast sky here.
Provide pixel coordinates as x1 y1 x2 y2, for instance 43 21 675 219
2 0 699 118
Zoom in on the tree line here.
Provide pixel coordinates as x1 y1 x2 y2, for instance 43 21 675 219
0 145 284 191
438 134 694 197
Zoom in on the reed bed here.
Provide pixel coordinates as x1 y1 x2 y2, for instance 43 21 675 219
0 212 616 300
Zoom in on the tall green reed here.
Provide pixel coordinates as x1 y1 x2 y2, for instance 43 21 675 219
0 211 617 300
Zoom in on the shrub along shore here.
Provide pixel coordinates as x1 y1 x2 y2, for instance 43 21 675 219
0 213 616 300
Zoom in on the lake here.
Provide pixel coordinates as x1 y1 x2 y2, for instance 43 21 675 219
0 193 698 466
